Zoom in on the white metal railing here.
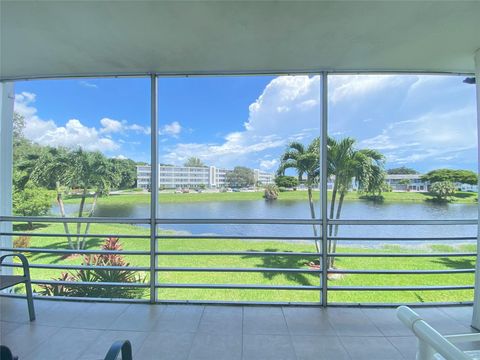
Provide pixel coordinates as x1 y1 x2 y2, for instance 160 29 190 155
0 215 476 306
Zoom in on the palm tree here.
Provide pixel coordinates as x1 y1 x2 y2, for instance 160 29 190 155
29 148 119 249
278 138 320 252
327 137 385 267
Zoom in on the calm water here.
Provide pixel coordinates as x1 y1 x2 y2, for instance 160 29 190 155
57 199 478 243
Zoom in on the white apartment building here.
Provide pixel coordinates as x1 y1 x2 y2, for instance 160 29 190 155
385 174 428 192
137 165 274 190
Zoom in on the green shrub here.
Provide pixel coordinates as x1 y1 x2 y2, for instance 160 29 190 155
39 237 146 299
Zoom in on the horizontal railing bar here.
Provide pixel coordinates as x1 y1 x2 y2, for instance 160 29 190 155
1 217 474 226
155 267 321 273
329 285 474 291
155 218 321 225
329 269 475 274
2 263 149 271
0 293 150 304
156 235 320 240
329 219 477 225
31 280 149 288
330 236 477 241
157 299 322 306
155 251 321 256
327 301 474 308
0 247 149 255
0 216 150 224
1 232 150 239
156 283 321 290
329 252 476 257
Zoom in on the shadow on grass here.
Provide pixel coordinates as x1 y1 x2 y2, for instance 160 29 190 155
13 223 49 231
432 257 475 270
29 237 104 264
241 248 315 286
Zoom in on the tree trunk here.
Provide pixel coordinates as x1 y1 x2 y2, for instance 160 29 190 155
81 192 99 249
330 190 346 268
56 188 73 249
76 188 87 249
307 186 320 253
327 182 338 264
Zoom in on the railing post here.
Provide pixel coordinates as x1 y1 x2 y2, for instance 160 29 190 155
320 72 329 306
472 48 480 329
0 82 14 278
150 74 158 303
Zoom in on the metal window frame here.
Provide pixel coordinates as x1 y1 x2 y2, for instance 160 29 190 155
0 71 478 307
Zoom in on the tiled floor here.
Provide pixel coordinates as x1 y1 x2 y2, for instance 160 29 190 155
0 297 477 360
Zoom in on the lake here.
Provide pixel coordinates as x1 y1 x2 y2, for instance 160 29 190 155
57 199 478 245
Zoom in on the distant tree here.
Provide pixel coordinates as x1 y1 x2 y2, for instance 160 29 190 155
263 184 279 200
422 169 477 185
184 157 205 167
13 184 53 229
387 167 418 175
110 158 137 189
226 167 255 188
274 175 299 188
13 112 25 140
429 181 456 201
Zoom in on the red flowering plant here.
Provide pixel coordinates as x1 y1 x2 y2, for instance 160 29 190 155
39 237 146 299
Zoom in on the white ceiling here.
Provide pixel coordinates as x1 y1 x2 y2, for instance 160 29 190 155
1 1 479 80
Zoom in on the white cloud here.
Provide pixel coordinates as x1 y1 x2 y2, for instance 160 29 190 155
160 121 182 137
14 92 118 152
127 124 151 135
328 75 416 104
79 80 98 89
161 76 321 169
359 107 477 165
113 154 127 160
100 118 123 133
259 159 278 170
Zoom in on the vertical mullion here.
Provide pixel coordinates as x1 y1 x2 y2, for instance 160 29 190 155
320 73 329 306
0 82 15 277
471 49 480 328
150 75 158 303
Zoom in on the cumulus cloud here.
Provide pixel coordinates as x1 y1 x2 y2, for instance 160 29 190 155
160 121 182 137
100 118 123 133
15 92 118 152
161 76 321 169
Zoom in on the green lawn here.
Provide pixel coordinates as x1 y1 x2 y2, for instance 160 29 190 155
62 190 478 206
11 222 475 304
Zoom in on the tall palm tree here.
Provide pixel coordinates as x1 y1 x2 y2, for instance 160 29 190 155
327 137 385 267
29 148 119 249
278 138 320 252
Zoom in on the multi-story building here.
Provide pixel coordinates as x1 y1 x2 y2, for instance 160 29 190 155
385 174 428 192
137 165 273 190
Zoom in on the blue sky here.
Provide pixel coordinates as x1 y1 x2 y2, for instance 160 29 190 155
14 74 477 173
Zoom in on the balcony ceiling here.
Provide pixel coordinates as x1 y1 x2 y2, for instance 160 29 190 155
1 1 479 80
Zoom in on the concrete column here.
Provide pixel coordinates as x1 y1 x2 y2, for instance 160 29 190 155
472 49 480 329
0 82 15 276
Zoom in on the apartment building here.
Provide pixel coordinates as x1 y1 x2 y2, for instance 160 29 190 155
137 165 274 190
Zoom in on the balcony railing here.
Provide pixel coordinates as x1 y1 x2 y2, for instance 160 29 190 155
0 216 476 306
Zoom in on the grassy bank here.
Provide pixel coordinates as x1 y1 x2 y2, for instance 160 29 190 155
62 190 478 206
11 222 475 303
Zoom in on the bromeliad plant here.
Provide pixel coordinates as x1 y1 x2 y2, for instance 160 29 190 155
39 237 146 299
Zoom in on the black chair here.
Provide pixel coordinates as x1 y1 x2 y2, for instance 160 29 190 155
0 253 35 321
104 340 133 360
0 345 18 360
